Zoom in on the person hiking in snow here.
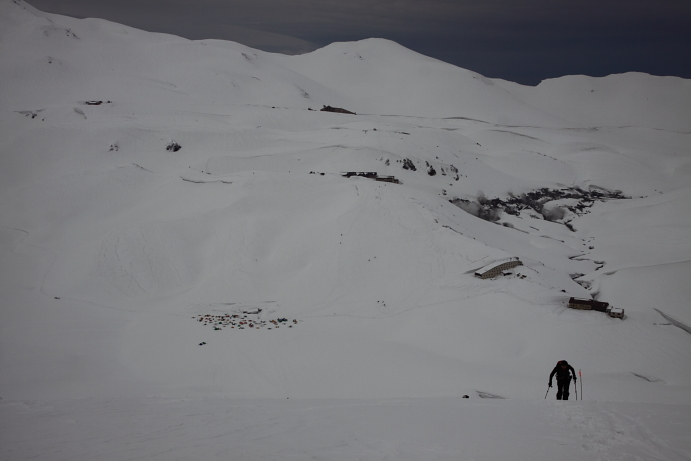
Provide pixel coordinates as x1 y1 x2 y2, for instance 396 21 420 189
549 360 577 400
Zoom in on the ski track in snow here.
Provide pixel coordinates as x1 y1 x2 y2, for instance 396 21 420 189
1 398 690 461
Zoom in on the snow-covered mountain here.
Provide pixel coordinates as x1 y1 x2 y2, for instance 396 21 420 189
1 1 690 459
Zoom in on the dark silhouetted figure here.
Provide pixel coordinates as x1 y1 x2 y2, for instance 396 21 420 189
549 360 577 400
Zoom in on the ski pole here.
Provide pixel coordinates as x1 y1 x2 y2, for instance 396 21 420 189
579 370 582 400
544 384 550 399
575 380 578 400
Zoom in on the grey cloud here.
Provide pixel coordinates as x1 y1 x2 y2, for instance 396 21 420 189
34 0 689 36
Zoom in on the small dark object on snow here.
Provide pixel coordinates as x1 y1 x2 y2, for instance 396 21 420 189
85 101 103 105
321 105 356 115
198 342 206 346
166 142 181 152
462 395 469 399
426 162 437 176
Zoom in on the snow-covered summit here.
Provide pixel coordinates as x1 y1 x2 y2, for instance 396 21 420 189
3 0 689 129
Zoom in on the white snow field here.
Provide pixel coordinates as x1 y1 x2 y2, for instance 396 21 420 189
1 0 690 459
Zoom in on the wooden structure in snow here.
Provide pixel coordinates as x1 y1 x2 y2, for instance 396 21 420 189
321 105 356 115
474 258 523 279
343 171 377 178
342 172 400 184
568 297 609 312
568 297 624 319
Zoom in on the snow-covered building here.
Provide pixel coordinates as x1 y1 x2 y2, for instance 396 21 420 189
567 298 624 319
568 297 609 312
474 258 523 279
607 307 625 319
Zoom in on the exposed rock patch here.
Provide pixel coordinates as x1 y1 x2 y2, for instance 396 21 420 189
166 142 181 152
321 105 356 115
401 158 416 171
450 187 629 227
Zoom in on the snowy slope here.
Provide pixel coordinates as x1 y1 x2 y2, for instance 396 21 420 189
2 397 689 461
1 1 690 459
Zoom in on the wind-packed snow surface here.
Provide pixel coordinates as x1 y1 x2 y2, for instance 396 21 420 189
1 1 690 459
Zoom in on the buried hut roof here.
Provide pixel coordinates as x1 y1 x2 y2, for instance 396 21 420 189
475 257 522 274
474 258 523 279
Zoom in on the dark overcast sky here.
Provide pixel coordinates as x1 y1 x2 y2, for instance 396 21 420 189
28 0 691 85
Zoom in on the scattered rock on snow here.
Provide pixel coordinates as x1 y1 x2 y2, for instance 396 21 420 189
166 142 181 152
426 162 436 176
402 158 416 171
192 313 300 332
